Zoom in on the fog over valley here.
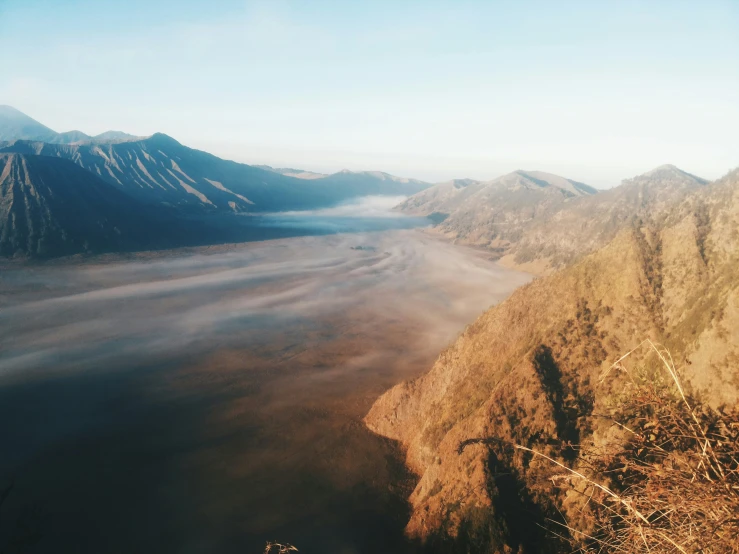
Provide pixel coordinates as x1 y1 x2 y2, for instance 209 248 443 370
0 212 530 553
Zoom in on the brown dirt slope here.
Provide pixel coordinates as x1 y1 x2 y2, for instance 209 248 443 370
366 167 739 551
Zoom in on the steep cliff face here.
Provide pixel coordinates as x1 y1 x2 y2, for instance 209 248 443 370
366 169 739 551
0 153 199 257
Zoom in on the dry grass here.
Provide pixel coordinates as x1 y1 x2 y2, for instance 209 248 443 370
458 340 739 552
547 340 739 553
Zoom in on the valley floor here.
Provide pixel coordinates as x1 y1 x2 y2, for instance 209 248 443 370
0 230 530 554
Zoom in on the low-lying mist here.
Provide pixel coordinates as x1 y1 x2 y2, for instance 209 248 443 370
243 195 426 233
0 220 531 553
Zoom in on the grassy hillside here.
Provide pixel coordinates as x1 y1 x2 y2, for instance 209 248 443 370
366 168 739 551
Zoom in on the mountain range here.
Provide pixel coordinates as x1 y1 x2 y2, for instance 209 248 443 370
0 105 139 144
0 135 433 215
398 165 708 273
0 106 435 256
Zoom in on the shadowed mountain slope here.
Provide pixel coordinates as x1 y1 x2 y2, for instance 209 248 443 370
1 135 333 213
1 107 432 214
1 136 432 214
0 153 203 257
366 167 739 551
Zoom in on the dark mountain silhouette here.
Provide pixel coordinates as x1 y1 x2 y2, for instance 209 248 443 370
1 134 432 214
0 135 329 213
0 153 204 257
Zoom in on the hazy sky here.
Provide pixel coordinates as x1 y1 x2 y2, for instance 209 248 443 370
1 0 737 186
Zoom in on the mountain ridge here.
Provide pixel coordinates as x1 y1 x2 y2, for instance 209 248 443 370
258 164 431 190
0 105 141 144
1 107 433 214
0 135 388 213
0 105 58 142
400 165 708 274
0 153 204 257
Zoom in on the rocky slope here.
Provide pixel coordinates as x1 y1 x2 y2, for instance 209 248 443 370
366 167 739 551
256 165 329 179
0 153 202 257
399 166 707 273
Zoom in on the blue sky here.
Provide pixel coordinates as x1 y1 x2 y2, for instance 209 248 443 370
1 0 738 186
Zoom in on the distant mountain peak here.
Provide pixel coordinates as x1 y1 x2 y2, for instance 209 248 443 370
55 130 92 144
450 178 478 189
0 105 59 142
94 130 140 142
329 169 427 185
146 132 182 146
636 164 708 185
490 170 597 196
0 106 141 145
644 164 686 177
0 105 30 116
